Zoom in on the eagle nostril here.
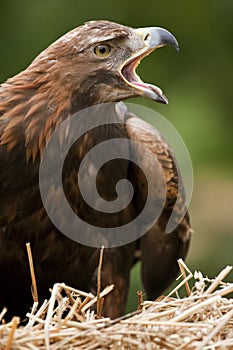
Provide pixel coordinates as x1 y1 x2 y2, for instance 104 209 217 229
144 33 150 41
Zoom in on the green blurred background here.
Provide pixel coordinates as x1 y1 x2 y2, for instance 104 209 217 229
0 0 232 310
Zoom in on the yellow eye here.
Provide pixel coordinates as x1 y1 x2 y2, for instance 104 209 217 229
94 44 112 58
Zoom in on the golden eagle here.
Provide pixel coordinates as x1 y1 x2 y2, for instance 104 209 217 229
0 20 191 320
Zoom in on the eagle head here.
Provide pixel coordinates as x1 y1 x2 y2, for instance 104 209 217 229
30 20 179 109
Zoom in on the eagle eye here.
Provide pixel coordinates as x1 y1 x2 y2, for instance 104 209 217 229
94 44 112 58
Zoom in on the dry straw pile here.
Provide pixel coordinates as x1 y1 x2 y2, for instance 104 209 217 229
0 252 233 349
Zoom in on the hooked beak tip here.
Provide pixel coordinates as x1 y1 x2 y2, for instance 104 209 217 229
147 27 179 52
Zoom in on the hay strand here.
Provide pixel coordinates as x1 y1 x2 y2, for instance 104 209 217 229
5 316 20 350
97 246 104 318
178 258 192 296
26 242 38 303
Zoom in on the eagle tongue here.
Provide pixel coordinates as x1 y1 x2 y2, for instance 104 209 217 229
146 83 168 104
133 81 168 104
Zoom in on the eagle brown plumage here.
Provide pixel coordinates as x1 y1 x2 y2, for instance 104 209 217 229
0 20 191 321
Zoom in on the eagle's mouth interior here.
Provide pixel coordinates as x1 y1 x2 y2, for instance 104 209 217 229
121 50 164 99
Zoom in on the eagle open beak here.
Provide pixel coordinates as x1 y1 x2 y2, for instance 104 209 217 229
121 27 179 104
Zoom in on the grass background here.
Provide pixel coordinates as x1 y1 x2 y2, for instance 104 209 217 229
0 0 232 311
